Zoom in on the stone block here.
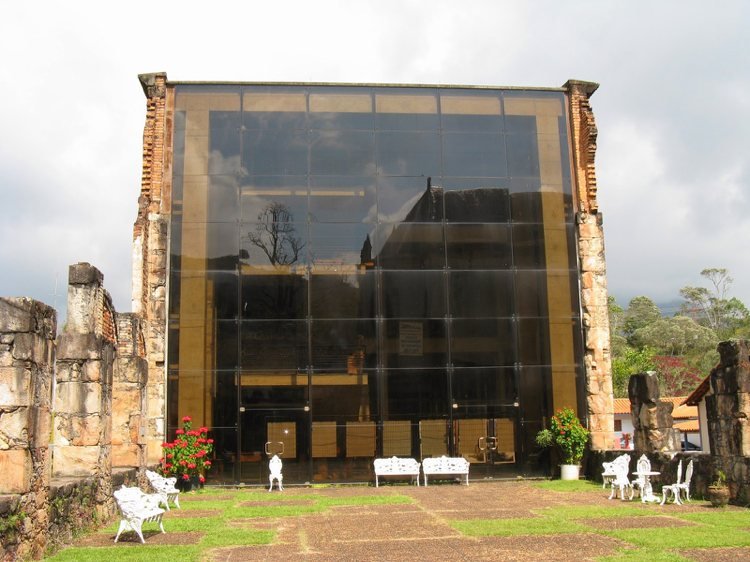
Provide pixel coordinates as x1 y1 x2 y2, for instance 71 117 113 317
0 366 31 406
0 449 31 493
0 406 29 447
55 382 102 414
55 415 102 446
29 404 51 448
114 357 147 384
82 360 101 382
53 445 99 476
628 371 660 404
112 445 140 467
57 334 103 360
0 297 32 332
68 262 104 286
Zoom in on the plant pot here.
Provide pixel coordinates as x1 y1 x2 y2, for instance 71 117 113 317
560 464 581 481
176 476 201 492
707 485 730 507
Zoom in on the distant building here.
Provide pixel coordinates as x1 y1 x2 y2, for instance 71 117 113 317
132 73 611 483
613 396 700 451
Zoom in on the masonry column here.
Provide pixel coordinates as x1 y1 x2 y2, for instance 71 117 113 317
54 263 116 520
112 313 147 470
564 79 615 450
0 297 55 558
134 72 170 463
628 371 680 452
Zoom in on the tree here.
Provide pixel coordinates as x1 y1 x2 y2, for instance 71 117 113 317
608 296 627 355
632 316 716 357
611 346 656 398
623 296 661 345
680 268 750 339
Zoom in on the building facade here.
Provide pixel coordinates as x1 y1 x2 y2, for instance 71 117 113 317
134 73 613 484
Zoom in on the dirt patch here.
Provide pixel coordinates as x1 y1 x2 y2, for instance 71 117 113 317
681 547 750 561
582 515 696 530
78 531 203 546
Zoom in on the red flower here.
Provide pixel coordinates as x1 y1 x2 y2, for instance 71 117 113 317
207 439 214 444
182 474 189 480
199 475 205 483
175 429 184 435
199 427 208 433
182 416 192 423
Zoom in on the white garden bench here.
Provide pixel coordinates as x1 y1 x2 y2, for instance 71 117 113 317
145 469 181 510
113 485 166 543
373 456 421 487
422 456 470 486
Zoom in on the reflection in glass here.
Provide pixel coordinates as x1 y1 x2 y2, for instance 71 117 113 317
446 224 511 269
240 320 308 371
311 130 375 175
451 318 515 367
242 130 308 175
382 319 447 369
376 131 440 176
449 271 513 318
309 176 376 223
443 133 506 177
382 271 446 319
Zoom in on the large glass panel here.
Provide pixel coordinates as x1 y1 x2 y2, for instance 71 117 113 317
240 320 308 371
240 271 306 320
312 319 377 371
442 132 506 178
311 130 375 176
446 223 511 269
440 92 503 133
384 369 449 418
376 176 442 222
309 90 374 130
376 131 440 176
240 176 308 225
374 90 438 131
512 224 546 269
451 318 515 367
310 269 375 319
443 180 510 223
178 223 239 271
309 176 376 223
242 88 307 130
208 111 242 176
514 270 548 318
375 223 445 270
382 319 447 369
516 318 551 366
510 190 543 223
382 270 446 319
449 270 513 318
207 176 240 223
240 221 308 270
242 130 308 175
215 320 238 370
452 367 517 411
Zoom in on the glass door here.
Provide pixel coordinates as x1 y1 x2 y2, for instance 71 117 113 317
238 384 310 485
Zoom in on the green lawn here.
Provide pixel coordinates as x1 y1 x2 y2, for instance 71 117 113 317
46 488 412 562
450 479 750 561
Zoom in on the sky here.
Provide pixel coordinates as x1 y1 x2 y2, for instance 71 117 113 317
1 0 748 325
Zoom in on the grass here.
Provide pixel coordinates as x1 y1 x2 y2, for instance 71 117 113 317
46 487 414 561
449 485 750 561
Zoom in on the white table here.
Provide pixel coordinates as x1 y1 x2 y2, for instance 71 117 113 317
632 470 661 502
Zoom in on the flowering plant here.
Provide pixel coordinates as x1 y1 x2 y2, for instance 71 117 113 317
159 416 214 484
535 408 590 465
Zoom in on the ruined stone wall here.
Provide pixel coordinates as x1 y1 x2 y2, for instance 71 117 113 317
704 340 750 502
53 263 117 524
134 72 171 463
628 371 681 452
112 313 147 470
564 80 614 450
0 298 56 560
1 265 152 558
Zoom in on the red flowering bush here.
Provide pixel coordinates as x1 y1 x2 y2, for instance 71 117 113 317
159 416 214 483
535 408 590 465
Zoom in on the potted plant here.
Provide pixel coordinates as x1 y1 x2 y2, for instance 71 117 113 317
535 408 590 480
707 470 730 507
159 416 214 491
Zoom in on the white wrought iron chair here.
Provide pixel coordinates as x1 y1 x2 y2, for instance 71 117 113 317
145 469 181 510
268 454 284 492
607 455 632 500
661 459 693 505
629 454 651 502
602 453 630 489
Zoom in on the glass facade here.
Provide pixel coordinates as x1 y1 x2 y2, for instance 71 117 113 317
167 84 585 483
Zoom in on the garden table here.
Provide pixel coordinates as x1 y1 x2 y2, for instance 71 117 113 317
632 470 661 503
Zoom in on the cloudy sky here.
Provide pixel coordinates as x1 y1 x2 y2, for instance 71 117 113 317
1 0 748 324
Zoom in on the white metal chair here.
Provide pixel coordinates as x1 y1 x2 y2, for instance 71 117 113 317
113 485 165 543
607 455 632 500
145 469 181 510
602 453 630 490
268 454 284 492
630 454 651 502
661 459 693 505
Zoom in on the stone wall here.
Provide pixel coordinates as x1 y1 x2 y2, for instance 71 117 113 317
564 80 614 449
0 264 151 559
703 340 750 503
0 298 56 560
628 371 681 452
